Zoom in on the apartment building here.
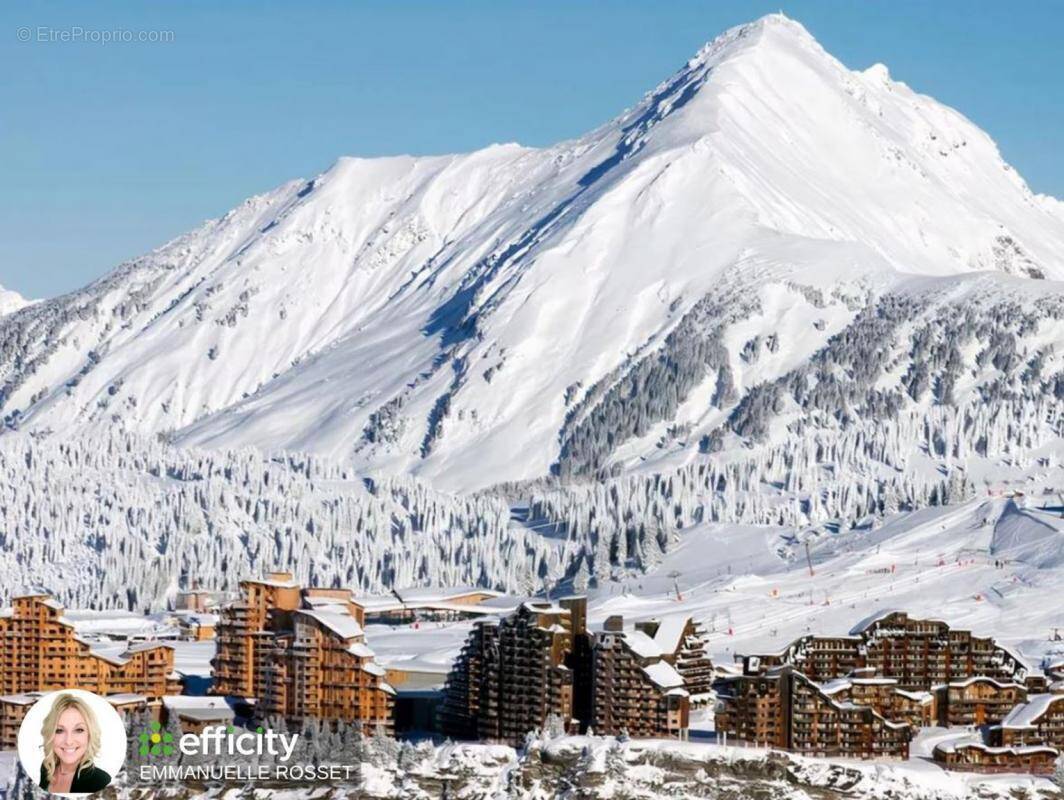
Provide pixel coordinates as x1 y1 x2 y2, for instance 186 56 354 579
715 667 912 759
439 598 586 745
994 694 1064 749
932 738 1059 774
633 616 715 703
938 677 1028 727
0 694 35 750
819 670 936 728
211 574 394 731
743 611 1030 691
212 572 301 698
856 612 1027 690
713 669 785 748
592 616 689 738
1 692 149 749
0 590 179 699
438 601 714 745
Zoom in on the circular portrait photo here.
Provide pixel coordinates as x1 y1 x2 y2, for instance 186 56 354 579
17 690 127 796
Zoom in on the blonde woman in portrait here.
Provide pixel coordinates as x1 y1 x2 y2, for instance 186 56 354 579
38 693 112 794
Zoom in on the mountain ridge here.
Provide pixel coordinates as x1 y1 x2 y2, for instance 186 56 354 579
1 13 1063 494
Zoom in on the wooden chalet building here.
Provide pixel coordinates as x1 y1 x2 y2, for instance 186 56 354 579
438 597 586 745
994 694 1064 749
742 611 1031 691
933 738 1059 774
715 666 911 759
593 616 690 739
439 601 713 745
211 574 395 730
0 590 179 700
938 677 1028 728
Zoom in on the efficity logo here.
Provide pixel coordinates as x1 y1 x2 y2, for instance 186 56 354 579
138 721 175 757
136 723 355 784
138 722 295 759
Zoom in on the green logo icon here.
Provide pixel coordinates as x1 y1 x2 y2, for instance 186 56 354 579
138 721 174 757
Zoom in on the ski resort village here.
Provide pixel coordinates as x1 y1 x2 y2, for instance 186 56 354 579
2 493 1064 796
3 9 1064 799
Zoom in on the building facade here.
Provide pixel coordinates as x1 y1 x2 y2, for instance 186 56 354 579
211 574 394 731
995 694 1064 749
743 611 1030 691
1 692 150 750
633 616 715 703
932 740 1059 774
592 617 689 739
0 591 178 699
439 602 713 745
439 598 586 745
939 678 1028 728
715 667 911 759
212 573 302 698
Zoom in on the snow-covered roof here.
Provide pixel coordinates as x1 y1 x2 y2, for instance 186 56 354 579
522 600 567 615
355 586 505 612
996 643 1032 670
894 689 933 703
819 678 852 696
247 575 300 588
948 676 1024 690
622 630 663 659
642 661 685 689
75 637 130 666
650 616 689 655
347 642 375 658
934 734 1058 757
62 609 180 638
162 696 232 711
176 707 236 722
362 662 386 677
104 693 147 705
848 609 903 635
298 608 363 639
1001 694 1064 729
0 693 43 706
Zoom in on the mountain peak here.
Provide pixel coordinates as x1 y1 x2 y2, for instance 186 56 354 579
0 284 29 317
687 12 819 69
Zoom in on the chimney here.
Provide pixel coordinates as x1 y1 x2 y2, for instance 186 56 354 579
559 596 588 636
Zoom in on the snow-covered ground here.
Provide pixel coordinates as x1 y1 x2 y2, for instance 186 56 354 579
362 496 1064 678
594 496 1064 671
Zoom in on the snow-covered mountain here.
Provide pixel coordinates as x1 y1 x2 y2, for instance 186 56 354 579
2 13 1063 498
0 284 28 318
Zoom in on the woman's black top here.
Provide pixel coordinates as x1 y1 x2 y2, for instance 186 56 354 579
39 763 112 794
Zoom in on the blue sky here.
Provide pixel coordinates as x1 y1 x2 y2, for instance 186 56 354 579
2 1 1062 299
